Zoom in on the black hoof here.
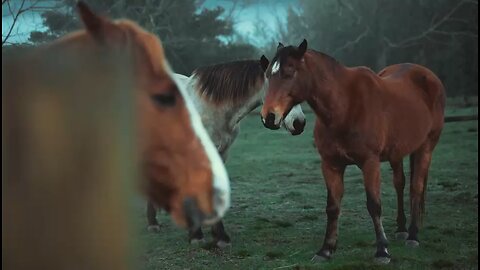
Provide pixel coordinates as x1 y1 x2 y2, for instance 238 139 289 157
405 239 420 247
147 224 161 233
374 250 391 264
215 240 231 249
374 256 391 264
213 233 231 248
311 250 332 263
189 238 206 246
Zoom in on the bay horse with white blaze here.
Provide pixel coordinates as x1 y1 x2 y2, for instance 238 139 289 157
71 2 230 229
261 39 445 263
146 58 306 247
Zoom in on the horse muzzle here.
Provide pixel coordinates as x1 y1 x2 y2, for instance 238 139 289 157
261 112 281 130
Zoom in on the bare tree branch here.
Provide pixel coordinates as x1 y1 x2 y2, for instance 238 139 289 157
384 0 477 48
332 27 370 55
2 0 27 46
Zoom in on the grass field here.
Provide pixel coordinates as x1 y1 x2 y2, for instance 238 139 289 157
136 105 478 270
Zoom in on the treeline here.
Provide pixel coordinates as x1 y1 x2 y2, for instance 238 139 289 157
3 0 478 97
21 0 260 75
261 0 478 97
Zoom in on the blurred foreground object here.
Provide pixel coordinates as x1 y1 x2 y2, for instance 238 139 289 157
2 46 136 270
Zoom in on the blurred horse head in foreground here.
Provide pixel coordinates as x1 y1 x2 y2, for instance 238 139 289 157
3 1 230 269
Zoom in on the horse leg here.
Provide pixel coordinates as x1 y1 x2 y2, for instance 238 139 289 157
147 200 161 232
407 144 433 247
208 143 232 249
390 160 408 240
211 220 231 248
312 161 345 262
188 226 205 245
362 158 390 264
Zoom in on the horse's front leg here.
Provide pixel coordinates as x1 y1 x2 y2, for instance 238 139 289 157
362 158 390 264
188 226 205 245
211 220 231 248
147 200 161 232
312 161 345 262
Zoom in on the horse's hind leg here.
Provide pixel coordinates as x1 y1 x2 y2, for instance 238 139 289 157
390 160 408 240
407 144 433 247
211 220 231 248
362 158 390 264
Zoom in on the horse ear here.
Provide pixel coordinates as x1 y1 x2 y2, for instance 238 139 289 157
277 42 284 51
77 1 122 44
297 39 307 57
260 55 269 72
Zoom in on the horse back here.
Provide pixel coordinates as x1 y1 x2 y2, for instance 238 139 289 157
378 63 446 119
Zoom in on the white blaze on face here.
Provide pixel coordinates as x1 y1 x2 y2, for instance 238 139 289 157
271 61 280 74
283 104 305 132
170 71 231 221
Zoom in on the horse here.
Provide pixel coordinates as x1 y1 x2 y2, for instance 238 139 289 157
11 1 230 230
260 39 445 263
146 58 307 247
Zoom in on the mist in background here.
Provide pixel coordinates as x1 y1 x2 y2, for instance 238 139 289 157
2 0 478 97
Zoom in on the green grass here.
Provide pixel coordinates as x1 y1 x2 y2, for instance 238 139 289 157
135 105 478 270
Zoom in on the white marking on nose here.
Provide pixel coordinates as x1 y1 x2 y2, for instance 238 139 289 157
171 71 231 220
271 61 280 74
273 112 282 126
283 104 305 131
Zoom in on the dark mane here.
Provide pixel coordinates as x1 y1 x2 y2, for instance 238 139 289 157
192 60 265 105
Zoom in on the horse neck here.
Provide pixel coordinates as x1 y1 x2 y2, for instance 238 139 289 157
226 83 264 128
189 75 264 129
303 52 349 127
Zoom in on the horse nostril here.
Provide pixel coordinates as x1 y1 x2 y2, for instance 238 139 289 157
291 119 306 135
263 112 279 129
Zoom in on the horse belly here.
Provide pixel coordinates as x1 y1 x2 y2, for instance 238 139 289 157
382 115 432 160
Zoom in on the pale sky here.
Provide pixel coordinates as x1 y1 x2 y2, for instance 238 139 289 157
2 0 299 46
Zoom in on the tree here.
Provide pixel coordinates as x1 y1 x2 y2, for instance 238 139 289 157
2 0 58 46
277 0 478 96
28 0 259 74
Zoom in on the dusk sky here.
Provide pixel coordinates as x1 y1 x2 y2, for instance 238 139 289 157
2 0 300 46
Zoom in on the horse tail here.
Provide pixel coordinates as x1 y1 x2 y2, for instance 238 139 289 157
409 152 426 227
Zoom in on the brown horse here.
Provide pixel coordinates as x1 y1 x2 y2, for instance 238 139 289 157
12 1 230 230
261 39 445 263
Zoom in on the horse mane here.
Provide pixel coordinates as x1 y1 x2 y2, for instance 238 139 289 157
192 60 265 105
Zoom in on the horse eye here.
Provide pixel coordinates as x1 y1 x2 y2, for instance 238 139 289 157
151 93 176 107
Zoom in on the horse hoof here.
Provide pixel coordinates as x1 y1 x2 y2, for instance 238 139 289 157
405 240 420 247
395 232 409 240
374 256 391 264
189 238 206 246
147 225 160 233
311 254 329 263
215 240 231 249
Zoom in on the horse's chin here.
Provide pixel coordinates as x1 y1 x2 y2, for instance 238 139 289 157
289 128 304 136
